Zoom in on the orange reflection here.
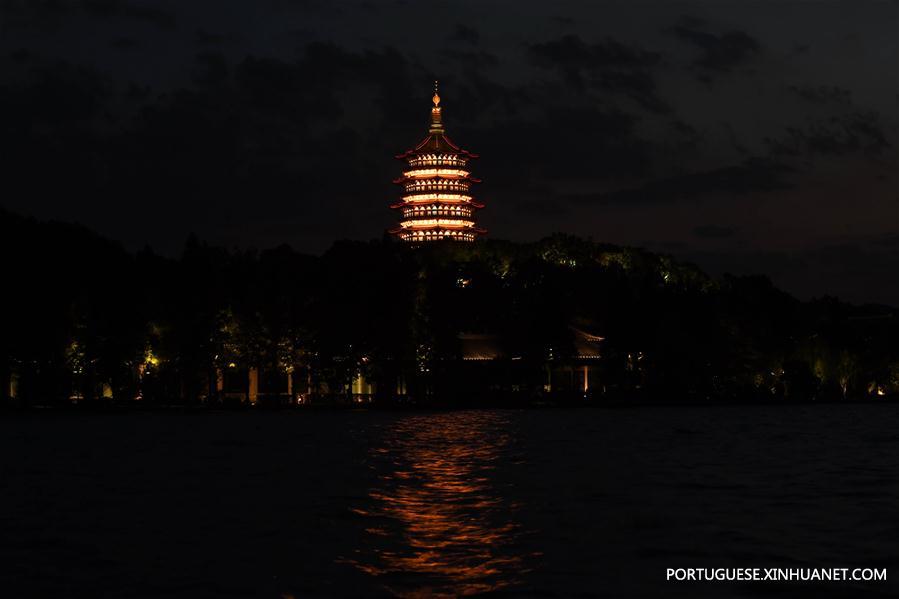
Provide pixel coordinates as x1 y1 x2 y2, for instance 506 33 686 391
342 411 530 597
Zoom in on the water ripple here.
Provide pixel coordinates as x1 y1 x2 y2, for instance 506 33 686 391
339 411 533 597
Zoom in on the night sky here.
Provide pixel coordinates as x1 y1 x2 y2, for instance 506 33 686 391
1 0 897 305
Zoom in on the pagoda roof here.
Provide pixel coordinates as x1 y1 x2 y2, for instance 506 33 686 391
391 198 485 209
571 327 604 359
459 334 504 361
396 133 479 160
457 327 602 361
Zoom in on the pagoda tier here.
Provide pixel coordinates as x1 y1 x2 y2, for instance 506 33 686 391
389 83 486 242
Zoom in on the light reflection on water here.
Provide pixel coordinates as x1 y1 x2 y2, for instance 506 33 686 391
341 410 533 597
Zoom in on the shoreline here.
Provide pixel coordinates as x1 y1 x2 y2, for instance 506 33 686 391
3 395 897 413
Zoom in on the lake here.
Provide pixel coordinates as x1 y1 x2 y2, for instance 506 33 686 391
1 406 896 597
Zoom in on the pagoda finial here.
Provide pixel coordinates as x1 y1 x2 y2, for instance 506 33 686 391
429 79 444 134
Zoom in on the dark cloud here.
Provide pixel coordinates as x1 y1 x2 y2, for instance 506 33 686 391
447 69 526 123
693 225 736 239
449 24 479 45
515 195 569 217
123 81 151 101
550 16 575 27
473 105 653 184
527 35 667 112
667 120 703 152
788 85 852 106
435 100 659 223
669 17 760 74
442 50 499 70
81 0 177 28
721 122 750 155
1 0 178 29
9 48 31 63
0 0 893 305
195 29 237 46
682 234 899 306
0 42 431 250
766 112 891 157
528 34 660 72
565 158 794 206
110 37 137 51
0 60 111 125
871 232 899 249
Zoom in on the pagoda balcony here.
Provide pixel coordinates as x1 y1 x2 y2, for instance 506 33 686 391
399 218 476 230
400 182 473 193
407 158 469 168
402 168 470 179
399 193 473 203
393 226 487 239
392 228 481 242
400 208 474 219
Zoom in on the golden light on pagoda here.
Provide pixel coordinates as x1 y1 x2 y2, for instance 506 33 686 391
400 193 473 202
390 81 486 242
402 168 469 178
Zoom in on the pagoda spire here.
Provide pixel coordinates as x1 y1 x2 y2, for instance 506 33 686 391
429 80 444 134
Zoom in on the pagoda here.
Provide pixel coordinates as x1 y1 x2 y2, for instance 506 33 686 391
390 83 485 242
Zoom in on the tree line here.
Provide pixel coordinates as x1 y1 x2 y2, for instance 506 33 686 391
1 208 896 406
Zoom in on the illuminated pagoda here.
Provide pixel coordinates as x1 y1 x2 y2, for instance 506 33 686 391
390 82 485 242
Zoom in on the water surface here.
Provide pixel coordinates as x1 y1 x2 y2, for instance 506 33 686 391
0 405 896 597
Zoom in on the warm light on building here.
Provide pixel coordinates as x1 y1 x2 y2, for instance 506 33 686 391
402 168 470 178
400 193 473 203
390 82 486 242
400 218 476 228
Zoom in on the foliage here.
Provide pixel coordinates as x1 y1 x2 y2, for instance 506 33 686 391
1 209 897 404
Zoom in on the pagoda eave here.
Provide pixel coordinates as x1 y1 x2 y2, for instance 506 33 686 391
391 201 484 210
389 223 483 230
398 226 487 234
396 149 479 160
395 133 478 160
392 175 479 184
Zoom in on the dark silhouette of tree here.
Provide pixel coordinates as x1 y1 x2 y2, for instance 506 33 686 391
1 208 897 407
